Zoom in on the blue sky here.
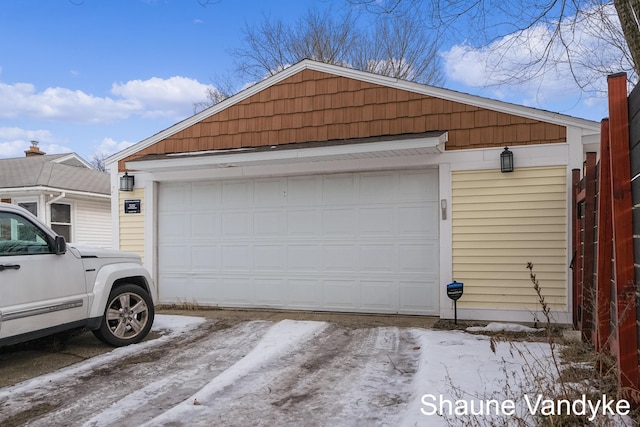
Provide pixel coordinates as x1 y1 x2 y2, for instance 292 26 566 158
0 0 617 162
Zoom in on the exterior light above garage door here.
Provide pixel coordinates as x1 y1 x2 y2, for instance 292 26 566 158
120 172 135 191
500 147 514 173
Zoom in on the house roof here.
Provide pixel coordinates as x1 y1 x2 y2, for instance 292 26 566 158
0 153 110 195
107 59 601 168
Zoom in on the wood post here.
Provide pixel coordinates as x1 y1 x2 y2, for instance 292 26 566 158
595 119 613 352
607 72 639 393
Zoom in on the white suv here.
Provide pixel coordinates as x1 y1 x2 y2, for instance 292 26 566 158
0 202 156 347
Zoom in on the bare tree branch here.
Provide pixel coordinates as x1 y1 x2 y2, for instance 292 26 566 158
229 8 443 84
348 0 637 93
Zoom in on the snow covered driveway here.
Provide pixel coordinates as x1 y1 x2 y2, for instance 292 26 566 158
0 315 553 427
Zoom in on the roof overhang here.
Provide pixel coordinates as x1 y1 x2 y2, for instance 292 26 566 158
126 132 448 173
0 186 110 199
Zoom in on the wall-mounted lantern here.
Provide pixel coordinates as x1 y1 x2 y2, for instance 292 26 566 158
120 172 135 191
500 147 514 173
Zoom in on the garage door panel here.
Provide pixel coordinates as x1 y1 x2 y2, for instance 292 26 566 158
399 205 438 236
399 243 438 272
159 213 187 239
222 278 253 305
254 178 284 205
322 174 355 203
254 245 284 271
359 207 395 236
222 245 252 270
399 170 438 201
160 276 195 302
222 180 253 207
222 212 251 237
322 209 357 236
191 245 220 270
359 172 396 202
159 184 188 211
192 278 222 304
191 182 221 209
287 210 320 236
360 245 395 272
289 279 322 307
324 280 359 309
400 280 438 312
159 245 189 270
191 213 219 238
361 281 397 312
255 279 285 305
323 245 358 272
158 169 439 315
288 176 320 205
287 245 321 271
254 210 283 236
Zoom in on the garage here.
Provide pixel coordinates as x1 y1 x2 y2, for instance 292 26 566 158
157 168 439 315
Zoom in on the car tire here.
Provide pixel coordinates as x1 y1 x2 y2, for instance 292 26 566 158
92 284 155 347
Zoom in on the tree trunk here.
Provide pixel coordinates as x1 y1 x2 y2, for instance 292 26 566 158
615 0 640 76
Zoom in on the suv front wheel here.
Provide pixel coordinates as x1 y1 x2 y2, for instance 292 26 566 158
92 284 155 347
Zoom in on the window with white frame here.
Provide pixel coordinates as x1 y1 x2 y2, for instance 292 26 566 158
18 201 38 217
50 203 72 242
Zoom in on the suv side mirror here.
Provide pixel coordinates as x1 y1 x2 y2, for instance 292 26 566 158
54 235 66 255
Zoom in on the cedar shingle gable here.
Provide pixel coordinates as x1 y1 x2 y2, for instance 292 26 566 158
119 69 566 171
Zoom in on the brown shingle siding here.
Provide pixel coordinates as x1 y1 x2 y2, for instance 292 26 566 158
119 68 568 171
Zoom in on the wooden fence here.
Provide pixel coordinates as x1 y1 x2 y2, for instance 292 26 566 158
572 72 640 396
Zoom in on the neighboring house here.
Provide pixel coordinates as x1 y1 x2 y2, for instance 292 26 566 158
106 59 600 323
0 143 112 248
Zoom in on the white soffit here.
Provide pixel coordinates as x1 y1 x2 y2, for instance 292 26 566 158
126 133 448 172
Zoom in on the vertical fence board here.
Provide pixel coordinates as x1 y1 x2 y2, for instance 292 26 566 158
596 120 613 352
608 73 640 393
572 168 582 328
630 78 640 367
582 153 598 342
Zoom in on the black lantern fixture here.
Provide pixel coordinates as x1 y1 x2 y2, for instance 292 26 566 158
500 147 514 173
120 172 135 191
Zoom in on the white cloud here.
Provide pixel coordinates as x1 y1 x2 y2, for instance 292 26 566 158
0 127 72 158
95 137 137 157
0 76 215 124
111 76 216 119
441 3 630 114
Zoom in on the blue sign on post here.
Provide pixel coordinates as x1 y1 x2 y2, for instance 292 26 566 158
446 281 464 324
446 281 464 301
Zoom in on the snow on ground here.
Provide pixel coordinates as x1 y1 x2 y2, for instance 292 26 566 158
465 322 545 333
0 316 633 426
0 315 206 400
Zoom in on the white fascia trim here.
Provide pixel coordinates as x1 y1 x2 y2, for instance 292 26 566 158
126 134 447 172
0 186 110 199
106 60 599 166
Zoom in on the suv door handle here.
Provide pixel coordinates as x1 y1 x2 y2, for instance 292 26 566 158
0 264 20 271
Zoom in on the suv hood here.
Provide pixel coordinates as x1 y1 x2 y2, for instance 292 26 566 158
68 244 142 261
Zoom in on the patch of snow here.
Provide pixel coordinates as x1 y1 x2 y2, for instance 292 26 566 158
466 322 545 333
139 319 328 427
0 315 205 400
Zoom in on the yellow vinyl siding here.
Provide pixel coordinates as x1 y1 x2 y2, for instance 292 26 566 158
118 189 145 263
451 166 567 311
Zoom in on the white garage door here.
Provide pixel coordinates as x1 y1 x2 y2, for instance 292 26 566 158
158 169 439 315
